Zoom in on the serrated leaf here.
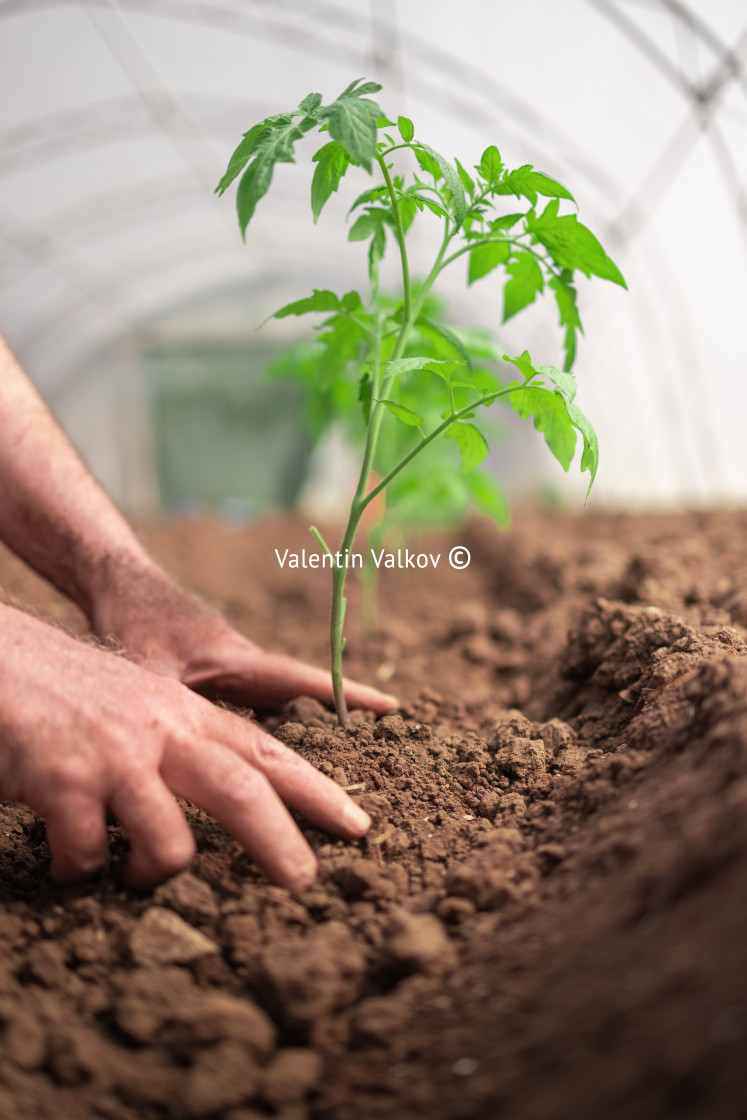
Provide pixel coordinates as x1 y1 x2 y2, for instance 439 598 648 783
423 359 468 383
299 92 322 115
509 385 577 471
534 364 577 401
496 165 575 207
398 115 414 142
236 157 274 236
318 81 383 171
503 251 544 321
566 398 599 497
271 289 341 319
477 145 503 185
379 399 424 426
215 122 266 195
468 240 510 284
311 141 351 222
529 207 626 287
418 144 467 229
234 114 316 235
549 272 583 371
468 470 510 525
445 421 489 473
349 208 387 241
503 349 537 382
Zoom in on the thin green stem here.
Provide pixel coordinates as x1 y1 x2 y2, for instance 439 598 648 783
361 384 526 509
376 152 411 323
442 235 561 279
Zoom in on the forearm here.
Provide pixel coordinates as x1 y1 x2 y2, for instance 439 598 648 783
0 335 156 622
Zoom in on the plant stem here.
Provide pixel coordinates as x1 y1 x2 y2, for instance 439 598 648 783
377 153 411 323
361 385 520 509
326 156 423 725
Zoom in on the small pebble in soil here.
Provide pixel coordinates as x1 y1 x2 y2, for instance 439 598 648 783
452 1058 480 1076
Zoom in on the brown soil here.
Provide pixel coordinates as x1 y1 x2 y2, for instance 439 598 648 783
2 509 747 1120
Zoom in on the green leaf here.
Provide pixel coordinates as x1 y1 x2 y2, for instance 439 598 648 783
385 356 436 378
529 205 626 287
379 399 424 426
398 115 414 143
271 289 341 319
348 185 389 214
455 158 475 195
534 364 577 401
234 113 317 235
349 209 387 241
468 240 510 285
341 289 361 312
368 223 386 294
503 251 544 321
418 144 467 228
397 195 417 232
236 157 274 236
503 349 537 382
413 146 439 178
496 165 575 207
317 80 383 171
407 191 449 220
566 398 599 498
477 145 503 185
445 421 489 473
215 122 266 195
311 141 351 222
423 360 468 383
489 212 524 231
549 272 583 371
509 385 576 471
299 92 323 115
468 470 510 525
417 315 474 373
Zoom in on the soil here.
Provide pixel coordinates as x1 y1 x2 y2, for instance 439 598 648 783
2 508 747 1120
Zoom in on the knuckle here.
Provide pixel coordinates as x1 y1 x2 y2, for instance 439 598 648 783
251 731 293 770
220 764 271 813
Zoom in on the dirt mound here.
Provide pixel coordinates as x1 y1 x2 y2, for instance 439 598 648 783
1 510 747 1119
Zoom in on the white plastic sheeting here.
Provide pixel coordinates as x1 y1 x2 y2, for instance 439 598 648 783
0 0 745 509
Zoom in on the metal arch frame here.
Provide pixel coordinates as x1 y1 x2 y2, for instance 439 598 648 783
0 2 744 415
0 0 637 377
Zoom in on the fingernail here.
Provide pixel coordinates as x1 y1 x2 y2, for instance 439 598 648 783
344 802 372 835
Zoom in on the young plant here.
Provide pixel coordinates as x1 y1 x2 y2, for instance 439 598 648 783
217 79 626 726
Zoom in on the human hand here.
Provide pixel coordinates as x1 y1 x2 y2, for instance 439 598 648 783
0 603 372 890
91 559 398 713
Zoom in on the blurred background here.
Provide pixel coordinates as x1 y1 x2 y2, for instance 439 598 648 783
1 0 745 518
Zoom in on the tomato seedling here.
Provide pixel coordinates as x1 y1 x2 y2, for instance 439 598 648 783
217 78 626 725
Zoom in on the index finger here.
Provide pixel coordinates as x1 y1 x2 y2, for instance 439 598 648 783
187 648 398 714
187 697 372 840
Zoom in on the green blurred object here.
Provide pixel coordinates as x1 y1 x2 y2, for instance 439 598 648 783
145 338 309 517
